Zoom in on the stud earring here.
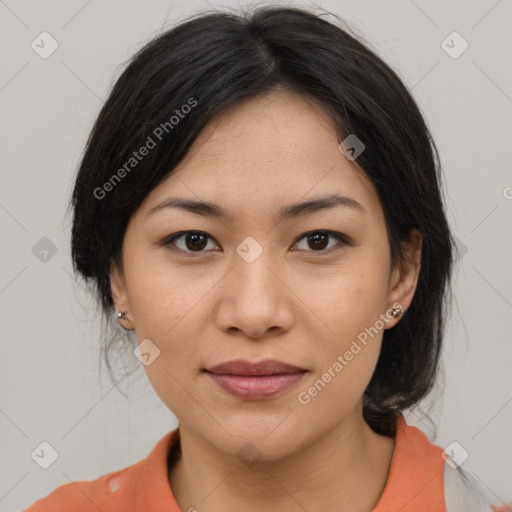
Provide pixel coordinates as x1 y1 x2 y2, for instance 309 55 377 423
391 305 404 319
117 311 127 320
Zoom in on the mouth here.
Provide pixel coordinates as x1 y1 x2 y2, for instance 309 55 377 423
203 359 307 400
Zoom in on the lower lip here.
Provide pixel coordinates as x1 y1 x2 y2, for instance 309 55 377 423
205 372 306 400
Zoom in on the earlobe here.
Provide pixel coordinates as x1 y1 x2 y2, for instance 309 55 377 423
110 265 135 329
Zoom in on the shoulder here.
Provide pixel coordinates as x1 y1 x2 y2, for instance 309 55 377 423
374 413 501 511
398 414 500 511
21 465 140 512
21 429 179 512
374 413 447 510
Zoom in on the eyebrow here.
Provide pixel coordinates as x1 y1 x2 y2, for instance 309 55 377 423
147 193 366 223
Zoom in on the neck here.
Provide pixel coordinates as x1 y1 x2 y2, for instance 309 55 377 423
168 409 396 512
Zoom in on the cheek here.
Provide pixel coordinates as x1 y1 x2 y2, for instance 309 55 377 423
322 257 391 336
297 284 388 422
123 247 202 337
124 258 206 414
296 341 380 434
304 256 391 399
122 250 215 381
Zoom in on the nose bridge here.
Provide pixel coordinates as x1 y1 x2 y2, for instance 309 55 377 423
232 235 279 300
217 235 293 337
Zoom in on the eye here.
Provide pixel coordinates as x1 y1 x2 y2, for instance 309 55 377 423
163 231 219 255
292 230 349 254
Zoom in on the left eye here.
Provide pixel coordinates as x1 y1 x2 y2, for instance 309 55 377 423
163 230 348 255
293 230 348 253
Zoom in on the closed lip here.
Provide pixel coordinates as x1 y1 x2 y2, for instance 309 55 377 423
204 359 307 376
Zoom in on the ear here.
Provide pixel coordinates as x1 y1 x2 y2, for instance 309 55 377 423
110 264 135 330
385 229 422 328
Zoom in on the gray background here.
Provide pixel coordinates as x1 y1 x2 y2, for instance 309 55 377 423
1 0 511 510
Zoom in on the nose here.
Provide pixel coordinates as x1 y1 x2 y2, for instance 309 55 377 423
215 246 294 340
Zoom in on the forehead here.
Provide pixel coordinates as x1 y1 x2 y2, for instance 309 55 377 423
139 91 380 221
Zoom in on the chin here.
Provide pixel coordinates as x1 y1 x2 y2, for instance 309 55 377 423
204 417 307 464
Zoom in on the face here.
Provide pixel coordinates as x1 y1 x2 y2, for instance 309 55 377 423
111 91 421 460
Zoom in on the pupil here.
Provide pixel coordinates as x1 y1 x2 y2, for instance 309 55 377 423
187 233 207 251
309 232 328 250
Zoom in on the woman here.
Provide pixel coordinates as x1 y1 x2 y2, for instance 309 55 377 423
24 5 501 511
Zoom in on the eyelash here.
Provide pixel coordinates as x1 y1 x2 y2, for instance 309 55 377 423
162 230 350 257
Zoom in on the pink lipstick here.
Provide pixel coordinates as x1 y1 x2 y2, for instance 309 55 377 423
204 359 307 400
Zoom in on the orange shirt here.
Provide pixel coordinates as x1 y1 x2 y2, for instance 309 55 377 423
21 413 493 511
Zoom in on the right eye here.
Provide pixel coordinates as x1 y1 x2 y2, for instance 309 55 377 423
163 231 220 256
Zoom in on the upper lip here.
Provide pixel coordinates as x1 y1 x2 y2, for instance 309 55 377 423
205 359 306 376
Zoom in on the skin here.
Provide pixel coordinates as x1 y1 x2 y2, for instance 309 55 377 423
110 91 422 511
